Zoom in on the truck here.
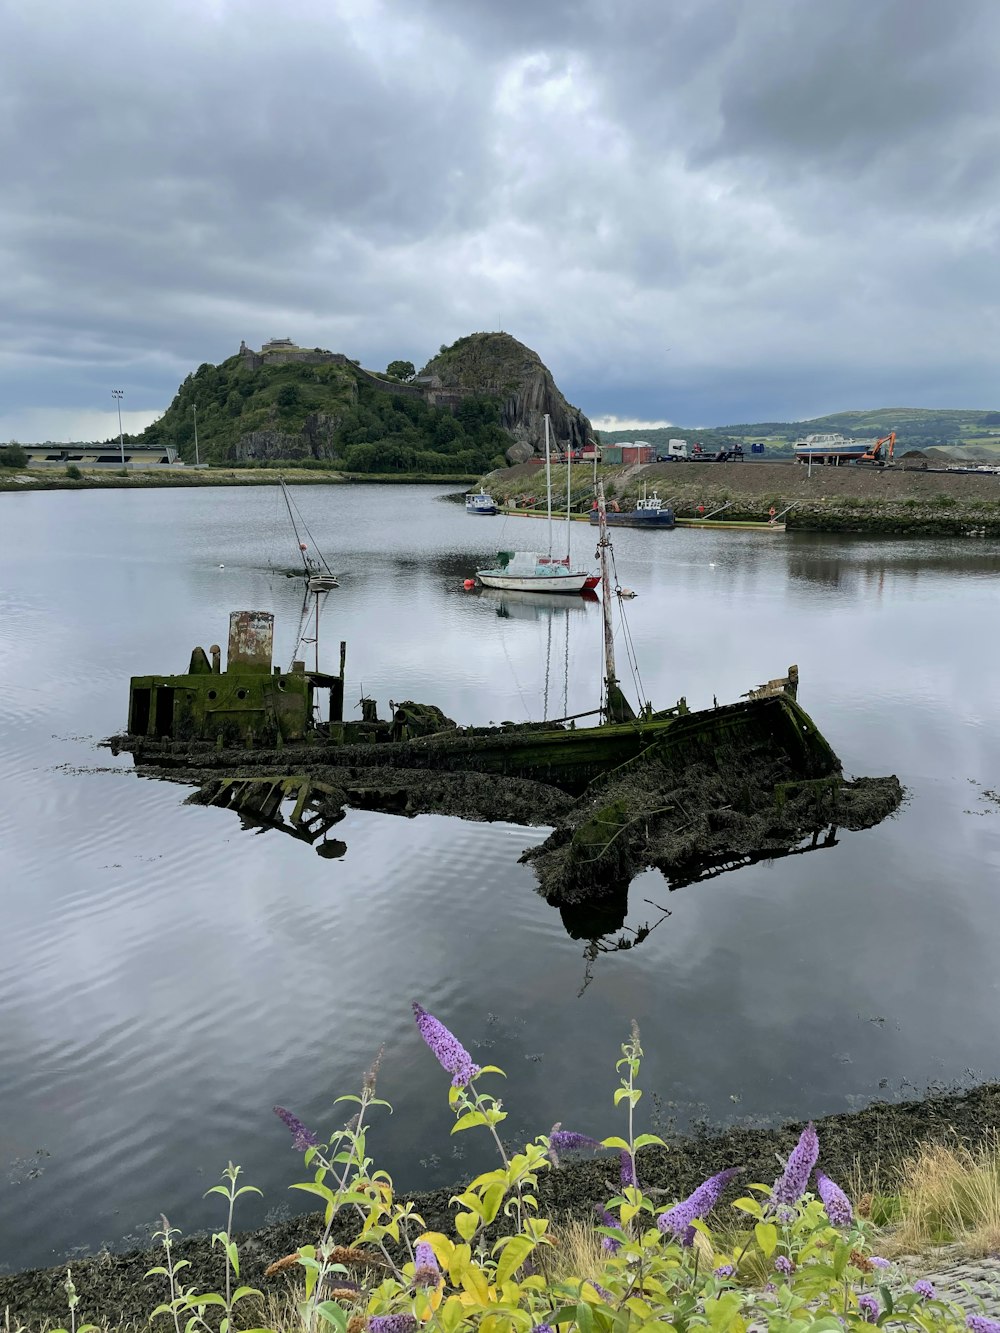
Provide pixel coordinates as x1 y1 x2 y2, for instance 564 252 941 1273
656 438 690 461
656 438 745 462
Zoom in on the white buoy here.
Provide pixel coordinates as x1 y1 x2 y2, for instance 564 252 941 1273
218 564 225 569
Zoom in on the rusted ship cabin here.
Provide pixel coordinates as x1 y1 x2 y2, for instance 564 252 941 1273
128 611 345 746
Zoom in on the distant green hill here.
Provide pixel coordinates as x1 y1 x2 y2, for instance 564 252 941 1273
599 408 1000 457
136 350 510 474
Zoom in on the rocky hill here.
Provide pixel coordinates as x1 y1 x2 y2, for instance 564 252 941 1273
134 333 590 472
419 333 594 463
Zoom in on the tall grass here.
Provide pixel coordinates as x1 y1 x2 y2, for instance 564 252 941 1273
883 1133 1000 1256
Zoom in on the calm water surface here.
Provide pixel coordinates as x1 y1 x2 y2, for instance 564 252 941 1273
2 484 999 1271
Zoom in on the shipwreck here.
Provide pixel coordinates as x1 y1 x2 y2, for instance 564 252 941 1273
112 490 902 911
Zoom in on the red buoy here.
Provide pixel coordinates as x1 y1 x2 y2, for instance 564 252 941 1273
299 542 308 551
463 578 475 590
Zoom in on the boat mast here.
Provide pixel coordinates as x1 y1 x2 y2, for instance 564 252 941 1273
280 478 311 575
544 413 553 557
565 428 572 564
596 480 635 723
596 480 617 702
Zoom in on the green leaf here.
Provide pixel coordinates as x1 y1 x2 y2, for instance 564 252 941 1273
455 1211 478 1241
226 1240 240 1277
234 1185 262 1199
289 1182 337 1204
496 1235 534 1285
575 1299 595 1332
633 1133 666 1150
601 1136 631 1151
232 1286 262 1303
477 1065 507 1077
204 1185 231 1199
314 1301 348 1331
754 1222 778 1258
451 1110 488 1135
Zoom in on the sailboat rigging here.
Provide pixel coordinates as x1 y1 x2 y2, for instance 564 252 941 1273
280 478 339 591
475 415 595 593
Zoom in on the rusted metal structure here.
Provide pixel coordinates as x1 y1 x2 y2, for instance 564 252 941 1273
127 611 345 747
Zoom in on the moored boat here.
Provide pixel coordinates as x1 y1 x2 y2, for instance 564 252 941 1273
589 486 674 528
476 551 594 594
465 487 498 515
474 413 595 593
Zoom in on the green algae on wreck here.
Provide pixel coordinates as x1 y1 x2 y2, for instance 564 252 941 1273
112 599 901 905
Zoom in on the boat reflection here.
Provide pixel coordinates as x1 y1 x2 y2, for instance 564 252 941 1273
183 771 850 988
477 586 599 620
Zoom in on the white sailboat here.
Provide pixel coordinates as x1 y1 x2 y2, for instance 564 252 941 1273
476 415 594 594
280 478 340 592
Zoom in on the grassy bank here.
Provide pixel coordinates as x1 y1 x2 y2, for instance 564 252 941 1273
0 468 478 494
4 1078 1000 1324
484 460 1000 536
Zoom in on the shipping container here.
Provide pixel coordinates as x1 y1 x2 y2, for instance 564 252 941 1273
601 445 623 465
621 445 654 464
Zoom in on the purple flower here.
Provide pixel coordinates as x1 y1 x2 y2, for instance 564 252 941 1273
620 1150 637 1188
913 1280 936 1300
530 1326 555 1333
588 1280 613 1303
369 1319 418 1333
763 1282 778 1295
656 1167 743 1244
273 1105 318 1152
413 1240 440 1287
596 1206 621 1255
412 1002 480 1088
714 1264 736 1278
816 1171 853 1227
772 1122 819 1206
870 1256 891 1270
774 1255 794 1276
967 1318 1000 1333
549 1130 602 1153
857 1293 880 1324
547 1127 602 1166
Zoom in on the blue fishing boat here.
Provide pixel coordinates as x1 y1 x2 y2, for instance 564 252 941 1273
589 487 674 528
465 487 498 515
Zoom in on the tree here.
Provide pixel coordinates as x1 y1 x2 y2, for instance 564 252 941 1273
276 384 299 409
386 360 415 382
0 442 27 468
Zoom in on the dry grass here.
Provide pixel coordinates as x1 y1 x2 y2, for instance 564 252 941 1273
879 1133 1000 1257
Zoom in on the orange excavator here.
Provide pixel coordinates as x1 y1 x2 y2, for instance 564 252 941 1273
860 432 896 465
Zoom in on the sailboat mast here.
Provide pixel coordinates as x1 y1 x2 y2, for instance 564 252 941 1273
544 413 553 557
281 479 310 575
565 430 572 563
596 480 617 701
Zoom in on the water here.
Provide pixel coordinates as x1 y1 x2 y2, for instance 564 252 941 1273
2 483 999 1272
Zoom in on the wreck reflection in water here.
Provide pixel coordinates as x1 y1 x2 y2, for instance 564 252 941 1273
177 769 879 996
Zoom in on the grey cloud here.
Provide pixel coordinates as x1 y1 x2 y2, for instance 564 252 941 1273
1 0 999 432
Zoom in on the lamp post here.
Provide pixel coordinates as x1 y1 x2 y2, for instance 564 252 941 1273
192 404 200 466
112 389 125 467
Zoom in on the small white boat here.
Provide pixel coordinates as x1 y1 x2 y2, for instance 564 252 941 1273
465 487 498 515
477 551 593 593
474 415 594 594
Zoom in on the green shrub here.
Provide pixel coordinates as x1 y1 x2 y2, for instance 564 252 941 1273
33 1010 976 1333
65 464 82 480
0 442 27 468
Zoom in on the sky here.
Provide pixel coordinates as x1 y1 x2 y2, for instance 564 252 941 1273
3 0 1000 442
